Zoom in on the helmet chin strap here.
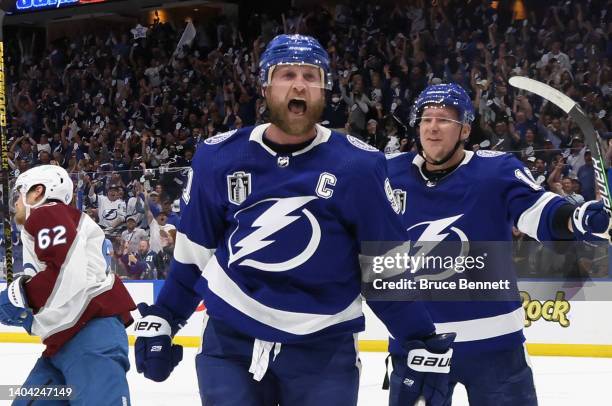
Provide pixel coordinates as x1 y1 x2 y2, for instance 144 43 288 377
418 124 465 167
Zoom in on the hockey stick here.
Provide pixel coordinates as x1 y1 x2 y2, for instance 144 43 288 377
508 76 612 239
0 9 11 283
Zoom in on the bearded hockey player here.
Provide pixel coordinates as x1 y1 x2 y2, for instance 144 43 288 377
386 83 609 405
0 165 136 405
133 34 455 406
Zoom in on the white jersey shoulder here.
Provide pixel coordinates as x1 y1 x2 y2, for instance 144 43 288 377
204 129 238 145
476 150 506 158
346 134 379 152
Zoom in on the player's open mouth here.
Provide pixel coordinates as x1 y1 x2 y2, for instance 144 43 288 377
288 99 307 115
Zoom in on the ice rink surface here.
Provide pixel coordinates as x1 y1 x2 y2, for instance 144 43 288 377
0 343 611 405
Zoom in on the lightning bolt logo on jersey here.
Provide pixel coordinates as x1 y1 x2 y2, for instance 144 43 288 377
102 208 120 221
160 124 420 345
386 150 570 356
228 196 320 272
407 215 470 279
96 197 126 228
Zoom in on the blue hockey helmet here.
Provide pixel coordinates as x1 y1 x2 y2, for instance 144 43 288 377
259 34 332 90
409 83 475 127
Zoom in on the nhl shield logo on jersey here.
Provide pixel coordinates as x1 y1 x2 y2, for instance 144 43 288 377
393 189 407 214
227 171 252 205
277 156 290 168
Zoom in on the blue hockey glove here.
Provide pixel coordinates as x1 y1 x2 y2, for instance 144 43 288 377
572 200 610 241
389 333 455 406
134 302 184 382
0 276 33 334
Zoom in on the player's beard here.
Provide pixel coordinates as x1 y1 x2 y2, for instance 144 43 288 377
267 91 325 136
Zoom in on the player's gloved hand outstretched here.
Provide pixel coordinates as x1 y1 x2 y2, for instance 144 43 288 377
0 276 33 334
389 332 455 406
572 200 610 241
134 302 184 382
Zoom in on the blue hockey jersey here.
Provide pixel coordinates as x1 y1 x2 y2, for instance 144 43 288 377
386 150 569 355
156 124 435 344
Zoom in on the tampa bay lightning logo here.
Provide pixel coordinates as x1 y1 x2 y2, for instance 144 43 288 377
102 208 119 221
407 215 470 280
227 196 321 271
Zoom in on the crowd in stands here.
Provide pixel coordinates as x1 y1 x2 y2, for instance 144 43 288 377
1 0 611 279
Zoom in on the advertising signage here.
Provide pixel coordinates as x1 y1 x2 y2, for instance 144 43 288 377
14 0 111 13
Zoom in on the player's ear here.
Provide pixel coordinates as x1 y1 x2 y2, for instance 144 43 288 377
460 124 471 141
31 185 46 203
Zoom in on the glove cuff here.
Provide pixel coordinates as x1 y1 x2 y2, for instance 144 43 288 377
407 347 453 373
8 276 31 309
134 315 172 337
135 303 184 337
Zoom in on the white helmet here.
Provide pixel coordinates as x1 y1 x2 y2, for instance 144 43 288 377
12 165 74 213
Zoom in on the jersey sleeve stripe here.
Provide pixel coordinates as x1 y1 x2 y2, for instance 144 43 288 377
516 192 559 241
173 231 216 271
433 307 524 342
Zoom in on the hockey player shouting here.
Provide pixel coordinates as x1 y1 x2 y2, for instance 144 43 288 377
134 34 454 405
0 165 135 405
386 83 610 405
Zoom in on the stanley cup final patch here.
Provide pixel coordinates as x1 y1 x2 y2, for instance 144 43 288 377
227 171 252 205
393 189 407 214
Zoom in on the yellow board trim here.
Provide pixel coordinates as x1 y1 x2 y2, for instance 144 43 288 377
1 333 611 357
0 332 41 344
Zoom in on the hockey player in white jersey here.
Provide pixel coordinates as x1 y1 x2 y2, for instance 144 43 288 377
386 83 610 405
133 34 455 406
0 165 136 405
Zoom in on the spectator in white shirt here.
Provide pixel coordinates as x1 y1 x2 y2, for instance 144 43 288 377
121 216 148 254
540 41 571 72
144 191 176 253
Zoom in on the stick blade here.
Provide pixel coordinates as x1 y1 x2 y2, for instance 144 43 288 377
508 76 576 113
